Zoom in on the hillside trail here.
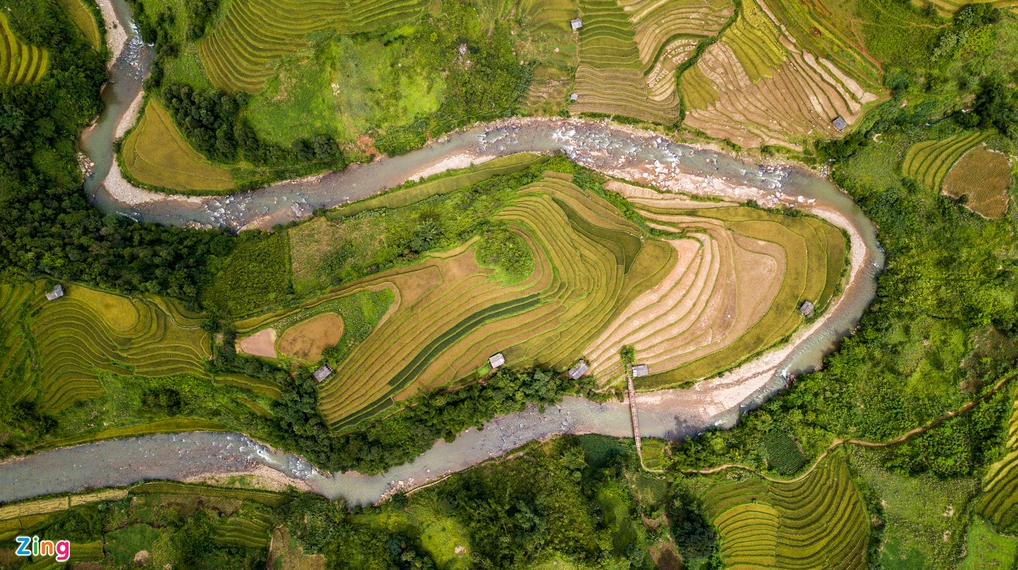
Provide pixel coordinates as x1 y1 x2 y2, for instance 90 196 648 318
668 367 1018 482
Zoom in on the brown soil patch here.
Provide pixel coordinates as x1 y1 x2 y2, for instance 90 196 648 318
277 312 344 363
238 328 277 358
942 146 1011 219
649 540 683 570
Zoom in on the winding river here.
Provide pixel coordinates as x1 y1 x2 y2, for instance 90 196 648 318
0 0 884 506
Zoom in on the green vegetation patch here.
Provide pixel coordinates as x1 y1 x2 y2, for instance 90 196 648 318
851 446 979 569
761 430 807 476
958 516 1018 570
203 232 292 318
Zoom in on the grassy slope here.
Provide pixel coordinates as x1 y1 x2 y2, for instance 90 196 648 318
54 0 102 51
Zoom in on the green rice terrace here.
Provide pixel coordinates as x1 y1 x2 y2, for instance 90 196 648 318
979 384 1018 533
698 453 869 569
0 12 49 85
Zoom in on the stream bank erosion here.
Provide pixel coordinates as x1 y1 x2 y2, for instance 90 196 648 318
0 0 880 507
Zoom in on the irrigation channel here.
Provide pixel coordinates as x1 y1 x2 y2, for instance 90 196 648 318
0 0 884 506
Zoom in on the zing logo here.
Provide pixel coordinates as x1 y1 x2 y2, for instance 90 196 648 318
14 536 71 562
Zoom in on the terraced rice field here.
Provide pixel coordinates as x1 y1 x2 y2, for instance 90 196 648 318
941 146 1011 219
121 100 236 193
978 386 1018 533
313 173 680 429
0 13 49 85
679 0 880 148
702 454 869 569
214 511 274 549
590 182 845 388
199 0 429 93
0 283 38 404
25 284 212 411
902 131 990 192
760 0 882 91
285 172 844 430
0 489 128 542
571 0 730 124
56 0 102 50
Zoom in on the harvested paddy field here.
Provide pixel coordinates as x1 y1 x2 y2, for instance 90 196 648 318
700 453 869 569
254 167 846 431
121 100 236 193
0 12 48 85
677 0 882 148
277 312 345 362
592 182 846 388
239 328 278 358
941 145 1012 219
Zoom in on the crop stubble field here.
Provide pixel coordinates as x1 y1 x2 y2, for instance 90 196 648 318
941 146 1012 219
237 163 846 431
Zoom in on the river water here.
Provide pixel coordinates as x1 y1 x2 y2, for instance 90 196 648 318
0 0 883 506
